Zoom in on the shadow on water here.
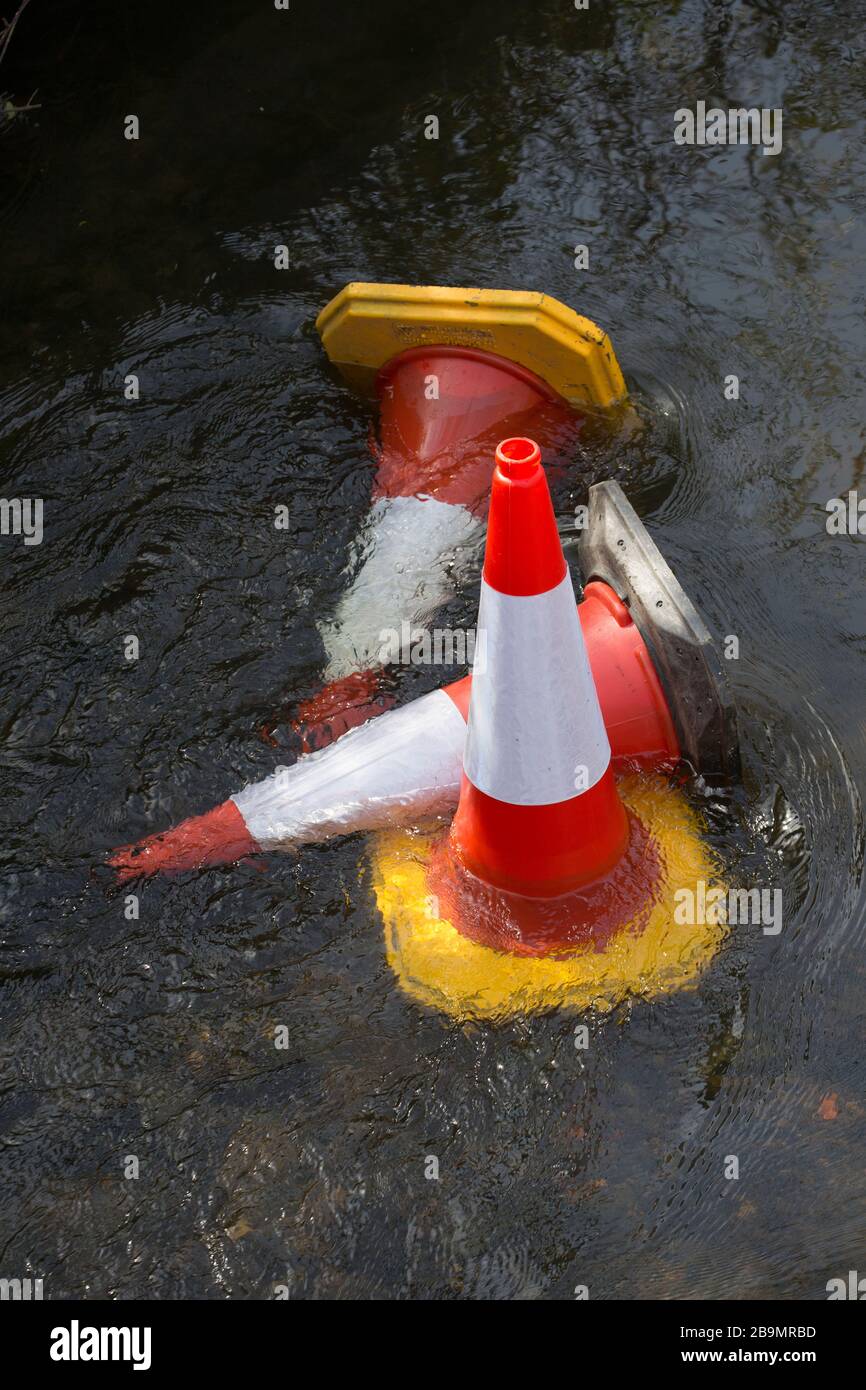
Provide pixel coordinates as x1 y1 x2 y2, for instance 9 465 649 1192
0 0 865 1298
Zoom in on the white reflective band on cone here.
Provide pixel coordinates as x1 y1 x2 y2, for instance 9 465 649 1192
232 689 467 849
320 494 483 680
464 571 611 805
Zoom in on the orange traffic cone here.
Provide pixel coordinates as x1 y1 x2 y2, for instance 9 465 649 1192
449 437 629 896
291 347 578 750
300 281 625 750
431 437 659 956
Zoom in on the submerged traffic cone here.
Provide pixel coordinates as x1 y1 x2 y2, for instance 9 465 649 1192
288 281 628 750
449 436 629 898
108 580 676 883
424 438 659 958
109 476 741 882
109 688 470 881
292 347 578 748
111 799 261 880
372 440 730 1017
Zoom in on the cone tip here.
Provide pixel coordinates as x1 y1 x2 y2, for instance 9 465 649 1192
108 800 258 881
495 436 541 479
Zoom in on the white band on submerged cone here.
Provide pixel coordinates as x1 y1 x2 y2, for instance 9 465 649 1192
464 571 611 806
321 494 483 680
232 689 467 849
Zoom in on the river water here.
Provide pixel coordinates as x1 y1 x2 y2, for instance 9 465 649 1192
1 0 865 1299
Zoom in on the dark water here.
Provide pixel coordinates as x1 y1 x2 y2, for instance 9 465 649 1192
1 0 865 1299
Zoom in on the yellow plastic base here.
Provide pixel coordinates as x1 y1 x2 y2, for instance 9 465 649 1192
370 777 725 1022
316 282 627 411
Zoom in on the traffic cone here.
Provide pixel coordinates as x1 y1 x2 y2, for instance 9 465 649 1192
109 687 470 881
294 346 579 749
289 280 632 750
108 580 677 882
110 799 261 880
447 437 630 899
109 465 738 882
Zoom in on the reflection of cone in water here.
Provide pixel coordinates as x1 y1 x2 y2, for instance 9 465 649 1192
291 346 579 749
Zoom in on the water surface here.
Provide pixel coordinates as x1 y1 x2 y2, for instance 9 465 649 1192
1 0 865 1299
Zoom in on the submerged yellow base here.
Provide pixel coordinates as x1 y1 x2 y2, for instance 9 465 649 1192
370 777 726 1022
316 282 627 410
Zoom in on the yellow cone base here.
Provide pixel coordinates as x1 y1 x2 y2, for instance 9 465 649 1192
370 776 726 1022
316 283 627 410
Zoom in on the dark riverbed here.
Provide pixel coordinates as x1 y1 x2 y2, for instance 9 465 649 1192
1 0 865 1299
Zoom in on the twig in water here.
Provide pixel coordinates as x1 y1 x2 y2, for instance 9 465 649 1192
0 0 35 70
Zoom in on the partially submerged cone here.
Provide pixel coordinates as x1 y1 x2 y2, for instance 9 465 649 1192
372 775 725 1019
297 280 630 750
428 436 651 952
108 576 682 882
299 345 580 747
111 799 260 880
372 438 728 1018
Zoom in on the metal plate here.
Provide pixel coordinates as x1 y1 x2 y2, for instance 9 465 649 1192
579 480 740 781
